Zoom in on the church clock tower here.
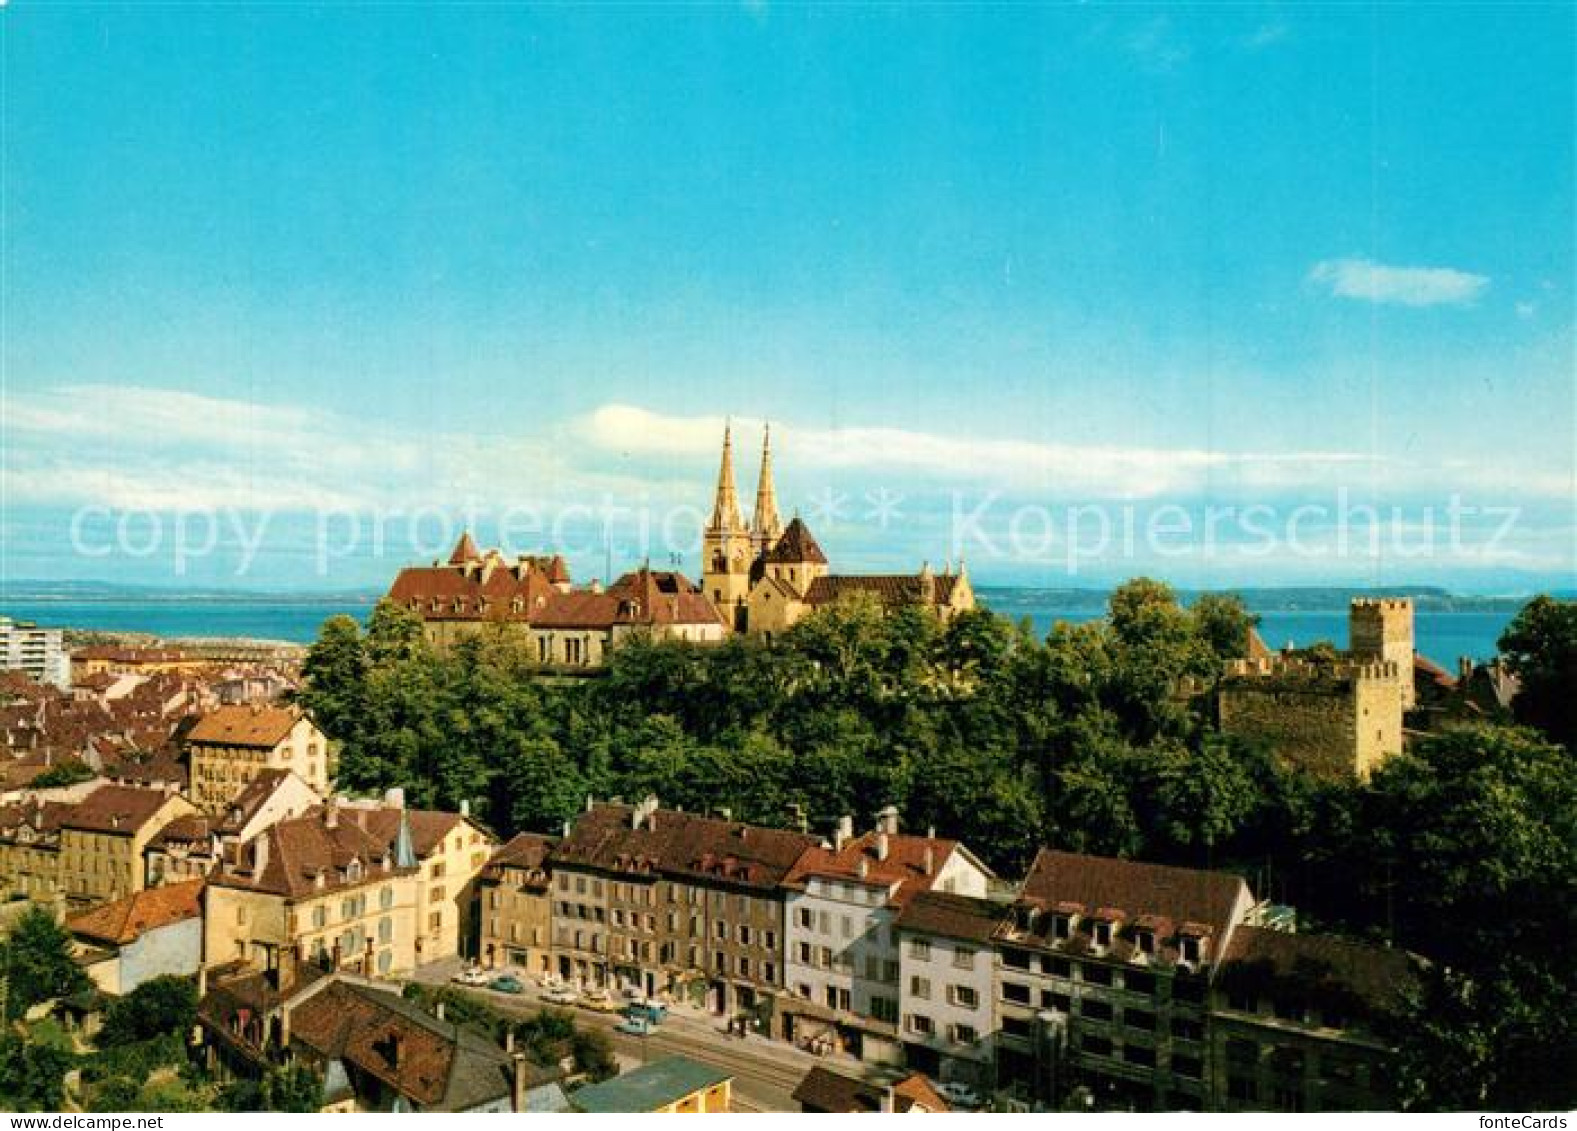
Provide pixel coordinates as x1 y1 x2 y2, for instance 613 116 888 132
702 423 754 631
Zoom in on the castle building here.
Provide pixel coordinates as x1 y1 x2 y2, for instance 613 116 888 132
702 425 975 636
385 538 572 649
1217 598 1414 780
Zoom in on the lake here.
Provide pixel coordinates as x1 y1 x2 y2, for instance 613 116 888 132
0 592 1517 664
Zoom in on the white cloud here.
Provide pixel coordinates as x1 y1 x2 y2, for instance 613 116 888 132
1309 258 1489 307
1 384 668 514
575 403 1566 502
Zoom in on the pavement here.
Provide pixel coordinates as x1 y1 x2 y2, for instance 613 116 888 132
407 957 899 1112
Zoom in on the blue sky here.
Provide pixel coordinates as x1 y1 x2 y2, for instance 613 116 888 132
1 3 1572 592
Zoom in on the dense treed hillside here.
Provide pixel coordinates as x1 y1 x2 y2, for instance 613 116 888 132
298 581 1577 1110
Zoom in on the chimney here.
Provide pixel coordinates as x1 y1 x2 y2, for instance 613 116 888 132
324 797 339 829
460 799 470 818
505 1028 515 1053
875 832 890 862
923 846 934 876
857 857 870 879
834 815 854 851
1459 656 1473 682
436 1000 447 1022
876 806 899 836
511 1052 529 1113
384 787 406 809
720 807 732 822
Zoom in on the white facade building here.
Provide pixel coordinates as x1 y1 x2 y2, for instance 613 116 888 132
0 616 70 689
780 808 992 1066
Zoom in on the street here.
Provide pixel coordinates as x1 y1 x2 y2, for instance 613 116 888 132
407 958 899 1112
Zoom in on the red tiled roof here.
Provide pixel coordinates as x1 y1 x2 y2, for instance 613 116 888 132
448 531 481 565
489 832 555 871
67 878 205 945
210 810 416 897
803 572 964 609
553 804 818 892
792 1067 949 1113
533 570 724 631
766 518 828 565
386 556 564 625
784 831 963 908
1220 925 1418 1016
331 805 467 859
894 890 1007 942
187 704 302 748
1003 849 1251 965
59 784 180 836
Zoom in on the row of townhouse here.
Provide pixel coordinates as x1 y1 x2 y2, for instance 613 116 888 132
473 798 1416 1112
0 782 197 906
202 793 496 977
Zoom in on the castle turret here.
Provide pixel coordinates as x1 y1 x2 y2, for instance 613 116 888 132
702 423 754 631
1349 597 1415 709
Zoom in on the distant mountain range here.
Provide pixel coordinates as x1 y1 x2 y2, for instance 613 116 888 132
2 578 1565 612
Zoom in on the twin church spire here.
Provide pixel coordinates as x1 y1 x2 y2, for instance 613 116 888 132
708 420 781 542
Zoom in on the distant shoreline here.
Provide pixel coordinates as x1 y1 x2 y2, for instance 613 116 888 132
1 581 1557 613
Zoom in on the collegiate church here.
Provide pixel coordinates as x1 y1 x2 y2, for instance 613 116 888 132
385 423 972 663
701 424 974 636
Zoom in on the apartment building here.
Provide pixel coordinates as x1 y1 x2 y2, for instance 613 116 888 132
145 768 322 884
333 796 495 963
548 798 818 1016
894 890 1006 1089
186 704 329 812
203 799 421 977
0 616 70 689
1209 926 1413 1112
992 849 1256 1111
779 808 993 1067
0 799 69 902
56 784 198 906
478 832 556 976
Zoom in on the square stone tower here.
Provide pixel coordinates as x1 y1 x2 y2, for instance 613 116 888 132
1349 598 1415 710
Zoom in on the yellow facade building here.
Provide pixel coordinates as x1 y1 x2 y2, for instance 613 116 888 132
186 704 330 813
54 785 197 906
203 799 421 978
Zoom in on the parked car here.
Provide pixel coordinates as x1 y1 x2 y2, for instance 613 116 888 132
579 989 622 1014
452 966 491 987
936 1082 982 1109
614 1016 655 1037
542 987 580 1006
488 974 525 995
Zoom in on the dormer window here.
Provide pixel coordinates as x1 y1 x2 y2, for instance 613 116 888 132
1053 914 1071 940
1136 928 1156 955
346 859 363 882
1094 921 1112 947
1179 934 1203 964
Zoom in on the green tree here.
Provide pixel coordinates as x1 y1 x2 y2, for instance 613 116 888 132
297 613 368 744
99 975 198 1046
0 907 90 1021
0 1027 76 1111
1189 592 1260 663
27 759 96 790
1497 594 1577 748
